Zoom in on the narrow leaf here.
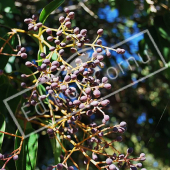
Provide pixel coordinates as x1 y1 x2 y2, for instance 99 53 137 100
39 0 65 24
0 114 6 151
15 124 38 170
50 133 61 164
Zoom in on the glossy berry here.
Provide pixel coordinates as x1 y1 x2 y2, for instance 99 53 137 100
25 61 33 67
47 36 53 42
36 22 42 28
13 155 19 161
46 28 52 35
127 147 133 154
104 115 110 121
113 127 118 133
32 14 38 20
21 82 26 88
49 46 55 51
59 16 65 23
54 40 60 45
57 163 63 170
97 39 102 45
108 164 116 170
136 163 142 168
120 121 127 127
92 153 98 161
93 89 101 98
104 83 111 89
65 21 71 28
20 47 26 53
68 12 75 19
64 8 69 13
43 59 50 65
21 53 27 59
51 66 57 72
68 166 74 170
40 52 46 58
57 30 62 36
97 29 103 35
52 61 59 67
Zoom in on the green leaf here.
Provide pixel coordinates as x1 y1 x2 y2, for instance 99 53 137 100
0 114 6 151
50 133 61 164
37 84 48 103
52 52 58 61
14 124 38 170
39 0 65 24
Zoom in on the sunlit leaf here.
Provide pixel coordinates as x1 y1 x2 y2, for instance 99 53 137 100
39 0 65 24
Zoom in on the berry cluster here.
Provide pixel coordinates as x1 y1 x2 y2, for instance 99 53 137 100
0 7 145 170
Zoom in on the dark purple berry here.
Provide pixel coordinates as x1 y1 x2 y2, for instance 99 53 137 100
13 155 19 161
120 121 127 127
46 28 52 35
116 136 122 142
54 40 60 45
104 83 111 89
65 21 71 28
21 82 26 88
108 164 116 170
52 61 59 67
106 158 113 165
59 16 65 23
104 115 110 121
97 55 104 61
25 61 33 67
97 29 103 35
97 39 102 45
43 59 50 65
47 36 53 42
74 27 79 34
113 127 118 133
21 53 27 59
136 163 142 168
64 8 69 13
68 166 74 170
92 153 98 161
41 63 47 70
57 163 63 170
49 46 55 51
57 30 62 36
34 26 38 32
68 12 75 19
51 66 57 72
40 52 46 58
36 22 42 28
59 49 64 55
93 89 101 98
80 29 87 35
32 14 38 20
